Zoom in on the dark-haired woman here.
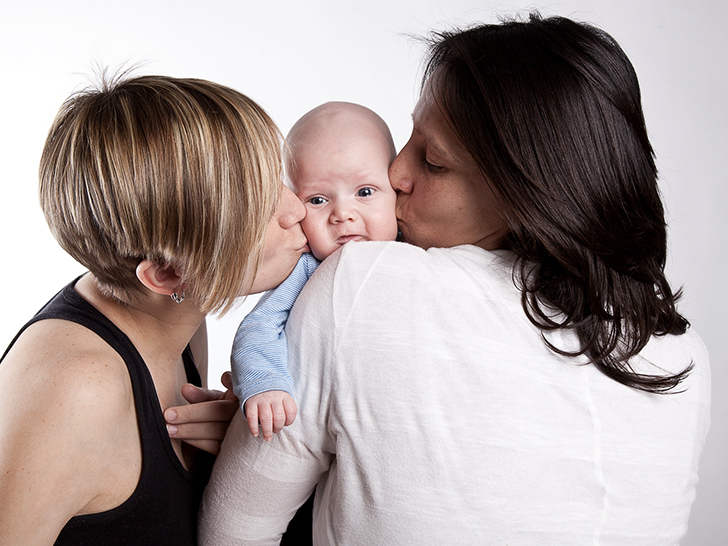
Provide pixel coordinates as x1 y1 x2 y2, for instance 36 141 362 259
201 15 710 545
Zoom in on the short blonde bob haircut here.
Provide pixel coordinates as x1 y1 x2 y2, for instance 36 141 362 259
39 74 282 314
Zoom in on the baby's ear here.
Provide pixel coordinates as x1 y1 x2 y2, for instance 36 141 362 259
135 260 184 296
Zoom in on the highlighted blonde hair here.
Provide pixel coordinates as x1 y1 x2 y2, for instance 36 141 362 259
39 74 281 314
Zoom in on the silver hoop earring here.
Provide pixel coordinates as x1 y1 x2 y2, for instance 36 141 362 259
170 291 185 304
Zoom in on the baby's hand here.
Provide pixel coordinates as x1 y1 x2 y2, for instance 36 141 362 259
244 391 298 441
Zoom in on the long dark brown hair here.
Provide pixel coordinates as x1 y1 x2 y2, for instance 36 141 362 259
425 14 691 393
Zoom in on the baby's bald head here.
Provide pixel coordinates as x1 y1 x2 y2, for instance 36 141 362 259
284 101 395 189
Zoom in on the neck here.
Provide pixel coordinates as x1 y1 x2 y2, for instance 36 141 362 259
75 274 206 371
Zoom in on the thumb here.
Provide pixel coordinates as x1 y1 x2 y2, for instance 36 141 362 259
180 383 223 404
221 371 234 391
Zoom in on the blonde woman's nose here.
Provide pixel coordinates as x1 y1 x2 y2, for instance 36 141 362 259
278 186 305 228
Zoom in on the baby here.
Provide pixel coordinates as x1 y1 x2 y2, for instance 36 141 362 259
231 102 399 440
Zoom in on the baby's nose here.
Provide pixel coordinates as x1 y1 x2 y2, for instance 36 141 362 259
330 202 356 223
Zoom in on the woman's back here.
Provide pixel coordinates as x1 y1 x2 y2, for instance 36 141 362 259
286 241 710 545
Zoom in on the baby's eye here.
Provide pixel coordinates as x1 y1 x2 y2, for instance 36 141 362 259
308 196 327 205
357 187 374 198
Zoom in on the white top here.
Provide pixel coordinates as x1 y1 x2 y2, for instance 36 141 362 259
200 241 711 546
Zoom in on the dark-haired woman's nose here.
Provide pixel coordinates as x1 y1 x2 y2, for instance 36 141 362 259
388 153 413 194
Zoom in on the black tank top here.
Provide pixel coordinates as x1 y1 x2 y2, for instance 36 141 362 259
1 279 216 545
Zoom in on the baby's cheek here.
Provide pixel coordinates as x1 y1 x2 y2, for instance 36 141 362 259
372 209 399 241
300 216 331 261
300 214 318 239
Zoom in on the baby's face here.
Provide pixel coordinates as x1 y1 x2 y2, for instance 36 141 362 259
292 137 398 261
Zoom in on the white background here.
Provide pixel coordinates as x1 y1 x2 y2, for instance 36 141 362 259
1 1 725 543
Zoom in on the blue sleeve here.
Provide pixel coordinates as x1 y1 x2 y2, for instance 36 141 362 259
230 253 320 409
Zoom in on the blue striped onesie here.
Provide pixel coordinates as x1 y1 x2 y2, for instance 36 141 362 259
231 253 320 408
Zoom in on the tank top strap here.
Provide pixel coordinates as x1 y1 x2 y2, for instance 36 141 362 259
2 277 214 545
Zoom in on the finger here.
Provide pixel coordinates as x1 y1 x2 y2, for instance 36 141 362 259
283 397 298 426
258 405 274 441
217 372 239 402
166 419 230 442
245 401 260 437
165 399 238 426
272 403 287 434
221 371 233 391
180 383 224 404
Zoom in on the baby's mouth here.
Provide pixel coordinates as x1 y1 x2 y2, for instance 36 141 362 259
336 234 365 244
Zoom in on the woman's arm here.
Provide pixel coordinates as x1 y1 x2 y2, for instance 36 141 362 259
0 321 140 543
198 413 325 545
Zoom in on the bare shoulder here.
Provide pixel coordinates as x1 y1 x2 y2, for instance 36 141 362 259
2 318 134 409
0 318 139 542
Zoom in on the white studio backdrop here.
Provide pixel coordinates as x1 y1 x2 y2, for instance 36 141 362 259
2 1 726 543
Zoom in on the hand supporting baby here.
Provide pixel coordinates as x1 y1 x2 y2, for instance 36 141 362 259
165 371 239 454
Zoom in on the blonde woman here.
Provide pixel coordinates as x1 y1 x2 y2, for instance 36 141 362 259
0 75 307 544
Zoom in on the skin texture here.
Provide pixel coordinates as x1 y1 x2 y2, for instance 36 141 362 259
0 182 306 544
243 102 399 440
389 80 508 251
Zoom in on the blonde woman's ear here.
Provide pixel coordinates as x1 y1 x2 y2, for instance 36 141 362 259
135 260 185 297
